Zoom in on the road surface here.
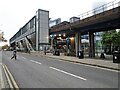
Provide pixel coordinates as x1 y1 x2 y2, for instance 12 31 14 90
2 51 119 88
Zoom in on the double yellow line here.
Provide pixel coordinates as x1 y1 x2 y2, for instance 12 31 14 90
2 64 19 90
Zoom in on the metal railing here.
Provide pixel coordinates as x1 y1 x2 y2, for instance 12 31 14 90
78 0 120 20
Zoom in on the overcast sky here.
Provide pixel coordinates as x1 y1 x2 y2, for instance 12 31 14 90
0 0 115 44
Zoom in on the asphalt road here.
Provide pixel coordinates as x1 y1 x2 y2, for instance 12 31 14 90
2 51 119 88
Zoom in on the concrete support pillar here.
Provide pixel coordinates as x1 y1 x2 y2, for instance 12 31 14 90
89 32 95 57
70 36 75 53
75 33 82 57
51 38 53 48
67 37 70 56
50 38 54 52
19 41 24 50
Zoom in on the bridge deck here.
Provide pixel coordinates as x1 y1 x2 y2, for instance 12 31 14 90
50 7 120 34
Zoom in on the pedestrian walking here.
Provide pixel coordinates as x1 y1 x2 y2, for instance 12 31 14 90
27 48 30 54
44 46 46 55
11 49 17 60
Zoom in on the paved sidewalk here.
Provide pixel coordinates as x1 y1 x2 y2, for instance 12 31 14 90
31 52 120 71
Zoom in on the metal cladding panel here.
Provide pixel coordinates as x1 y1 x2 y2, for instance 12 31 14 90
39 10 49 44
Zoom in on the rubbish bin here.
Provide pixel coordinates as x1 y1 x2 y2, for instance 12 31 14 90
55 50 60 56
113 51 120 63
53 49 60 56
78 50 84 59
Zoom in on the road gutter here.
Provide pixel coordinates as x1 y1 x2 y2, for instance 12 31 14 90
23 52 120 71
38 55 120 71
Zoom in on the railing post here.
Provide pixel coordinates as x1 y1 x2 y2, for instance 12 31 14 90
119 1 120 13
112 1 115 12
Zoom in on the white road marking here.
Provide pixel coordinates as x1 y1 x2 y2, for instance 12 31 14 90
50 67 87 81
2 64 13 88
30 60 42 65
4 64 19 89
0 63 5 88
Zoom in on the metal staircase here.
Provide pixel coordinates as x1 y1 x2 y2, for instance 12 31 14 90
25 37 35 52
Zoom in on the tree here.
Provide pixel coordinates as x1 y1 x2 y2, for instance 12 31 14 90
2 44 9 50
101 30 120 53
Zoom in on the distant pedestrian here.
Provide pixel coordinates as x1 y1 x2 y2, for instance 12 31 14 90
26 48 30 54
11 49 17 60
100 52 105 59
44 47 46 55
28 49 30 54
